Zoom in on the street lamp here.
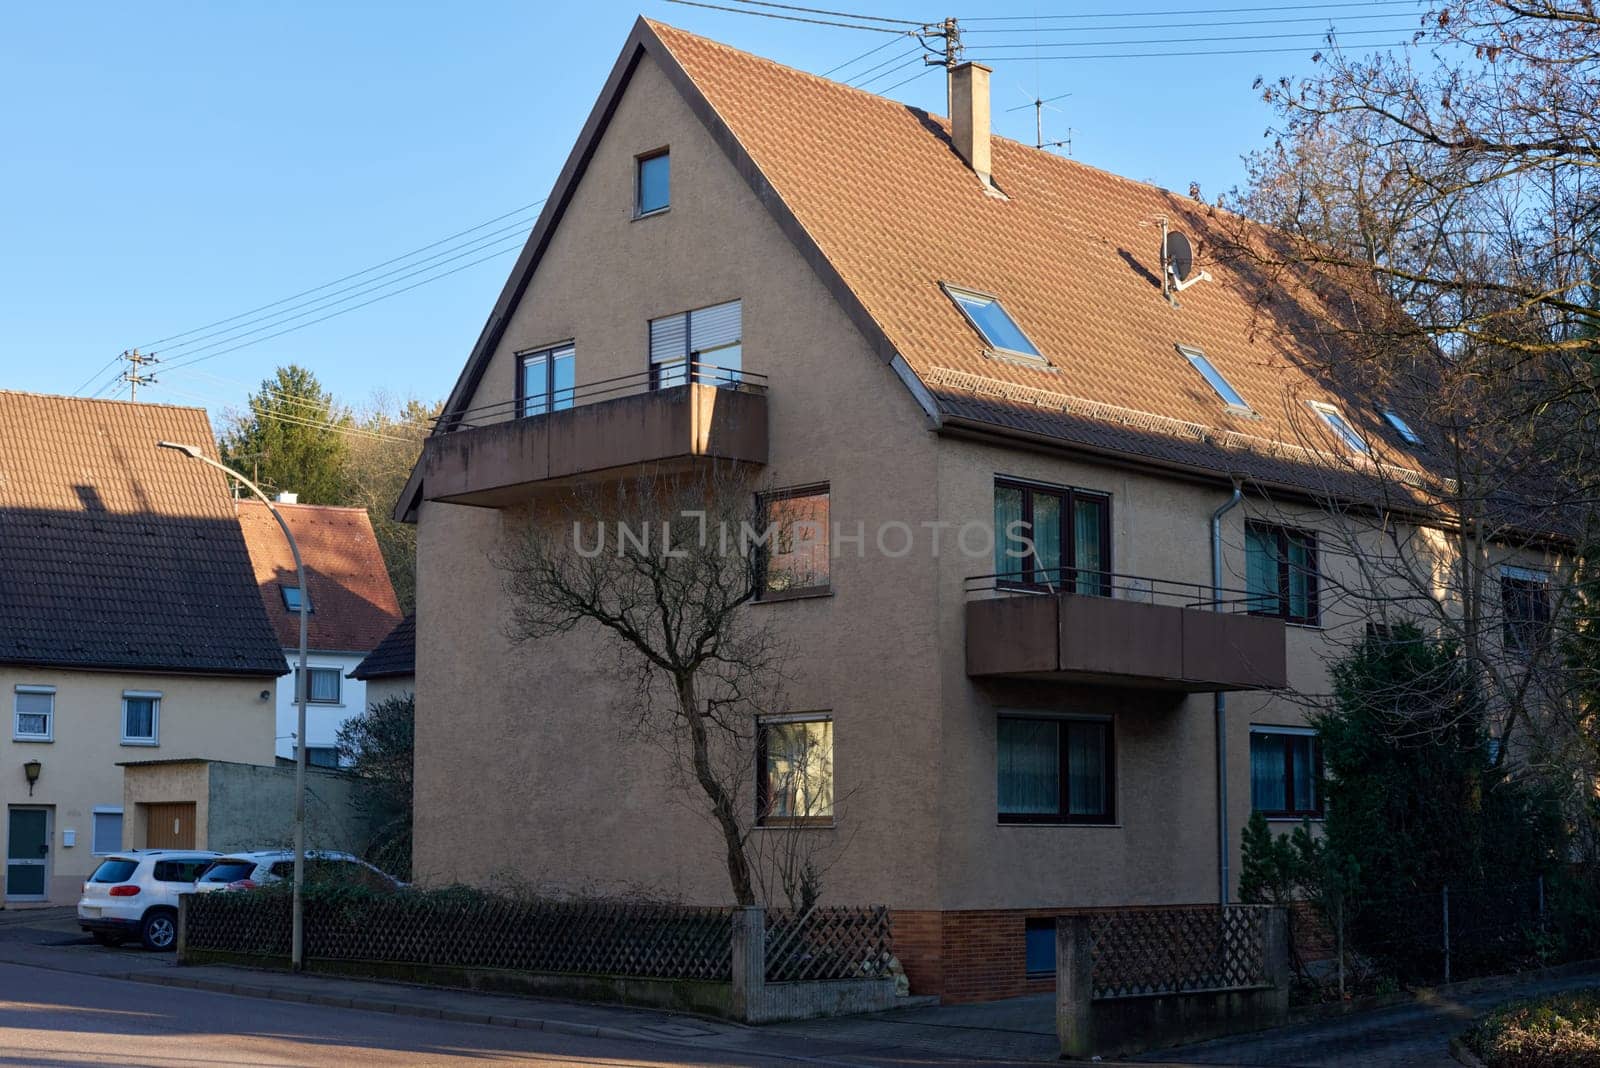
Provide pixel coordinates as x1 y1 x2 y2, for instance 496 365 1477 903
158 441 310 972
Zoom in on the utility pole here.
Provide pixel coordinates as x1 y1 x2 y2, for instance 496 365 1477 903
118 349 158 401
920 17 963 117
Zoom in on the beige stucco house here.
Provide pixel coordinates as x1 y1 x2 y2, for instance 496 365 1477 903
0 393 285 905
398 21 1560 1000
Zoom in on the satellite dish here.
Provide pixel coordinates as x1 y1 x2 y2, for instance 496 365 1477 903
1165 230 1194 284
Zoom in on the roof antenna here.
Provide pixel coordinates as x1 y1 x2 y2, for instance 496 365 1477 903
1158 215 1213 307
1006 90 1073 154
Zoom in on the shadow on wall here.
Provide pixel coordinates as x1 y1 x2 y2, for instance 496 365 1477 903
205 762 377 856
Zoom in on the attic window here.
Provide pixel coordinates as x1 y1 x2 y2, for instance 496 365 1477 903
1177 344 1251 413
942 284 1043 361
1308 402 1369 454
281 586 313 613
1382 409 1422 445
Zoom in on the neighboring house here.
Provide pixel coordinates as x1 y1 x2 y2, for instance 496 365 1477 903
236 500 401 767
0 393 285 905
396 22 1556 1000
351 614 415 710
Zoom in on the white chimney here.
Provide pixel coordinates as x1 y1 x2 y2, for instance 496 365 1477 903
275 491 298 505
950 61 993 186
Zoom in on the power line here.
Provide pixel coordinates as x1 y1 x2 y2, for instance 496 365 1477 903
137 198 546 351
154 225 532 360
964 10 1430 32
961 1 1426 21
723 0 922 26
71 354 123 396
820 36 903 77
967 40 1413 60
878 65 940 95
969 25 1418 49
157 241 523 375
848 47 927 86
664 0 911 33
855 55 930 90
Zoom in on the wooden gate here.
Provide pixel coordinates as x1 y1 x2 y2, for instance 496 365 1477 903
143 803 196 849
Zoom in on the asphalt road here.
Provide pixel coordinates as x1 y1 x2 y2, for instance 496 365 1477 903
0 960 820 1067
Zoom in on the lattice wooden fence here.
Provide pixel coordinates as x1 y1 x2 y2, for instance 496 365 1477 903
764 905 894 982
186 890 736 981
1088 905 1269 999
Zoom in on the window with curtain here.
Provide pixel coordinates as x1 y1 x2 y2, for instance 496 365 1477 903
296 666 343 705
121 693 159 744
1249 728 1321 818
1500 566 1551 654
92 810 123 854
758 486 829 598
997 715 1114 823
649 300 742 389
1245 522 1318 624
518 343 576 418
758 718 834 825
14 687 53 740
993 479 1110 593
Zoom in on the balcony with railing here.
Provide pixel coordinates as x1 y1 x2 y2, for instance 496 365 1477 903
965 569 1288 692
419 363 768 507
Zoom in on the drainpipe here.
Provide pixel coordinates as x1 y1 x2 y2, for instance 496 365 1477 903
1211 479 1243 905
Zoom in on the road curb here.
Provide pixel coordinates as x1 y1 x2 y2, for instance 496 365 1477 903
125 971 641 1042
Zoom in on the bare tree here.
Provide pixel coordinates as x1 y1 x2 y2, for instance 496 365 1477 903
495 462 846 907
1210 0 1600 813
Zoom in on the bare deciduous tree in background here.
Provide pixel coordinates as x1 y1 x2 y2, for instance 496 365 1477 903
1210 0 1600 805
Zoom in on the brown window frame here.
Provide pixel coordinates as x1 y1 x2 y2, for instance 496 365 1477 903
1246 521 1320 625
994 478 1112 594
1249 728 1324 820
996 714 1117 826
755 484 831 601
1500 571 1551 654
755 716 834 828
634 148 670 218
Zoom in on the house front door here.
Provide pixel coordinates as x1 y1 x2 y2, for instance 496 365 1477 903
5 807 51 900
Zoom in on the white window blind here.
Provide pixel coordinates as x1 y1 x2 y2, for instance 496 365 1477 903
649 300 742 387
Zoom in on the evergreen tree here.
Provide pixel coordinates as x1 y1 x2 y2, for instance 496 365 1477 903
219 365 350 504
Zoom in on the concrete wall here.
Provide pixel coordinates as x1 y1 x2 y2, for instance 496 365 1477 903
2 669 275 905
204 761 374 856
272 650 369 762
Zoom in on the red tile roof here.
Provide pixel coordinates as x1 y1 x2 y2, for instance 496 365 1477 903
0 391 286 675
236 500 402 653
640 21 1431 489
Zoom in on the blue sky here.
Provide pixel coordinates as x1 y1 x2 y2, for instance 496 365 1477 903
0 1 1426 420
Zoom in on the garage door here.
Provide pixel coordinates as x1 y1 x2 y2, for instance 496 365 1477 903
143 803 196 850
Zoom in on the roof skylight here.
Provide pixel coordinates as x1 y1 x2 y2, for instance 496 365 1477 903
1381 409 1422 445
943 284 1043 360
1308 401 1369 454
1177 344 1251 413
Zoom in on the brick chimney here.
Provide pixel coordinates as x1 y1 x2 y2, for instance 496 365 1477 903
950 61 993 185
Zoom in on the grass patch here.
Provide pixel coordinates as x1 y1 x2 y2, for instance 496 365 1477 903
1464 987 1600 1067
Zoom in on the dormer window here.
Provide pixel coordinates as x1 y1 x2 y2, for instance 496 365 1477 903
1308 401 1369 454
1382 409 1422 445
1177 344 1251 413
636 150 669 217
942 284 1043 361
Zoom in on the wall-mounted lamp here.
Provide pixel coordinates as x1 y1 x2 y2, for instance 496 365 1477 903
23 760 41 797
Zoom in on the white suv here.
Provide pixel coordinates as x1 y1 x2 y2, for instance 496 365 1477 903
78 850 219 950
193 849 402 893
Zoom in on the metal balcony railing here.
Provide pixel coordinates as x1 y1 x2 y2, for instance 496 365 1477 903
964 568 1265 614
436 362 766 432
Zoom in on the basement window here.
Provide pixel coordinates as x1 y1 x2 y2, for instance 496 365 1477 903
943 284 1043 361
1308 401 1369 454
1177 344 1251 413
1382 409 1422 445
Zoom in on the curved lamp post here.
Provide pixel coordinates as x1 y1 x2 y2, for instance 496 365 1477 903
158 441 309 972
